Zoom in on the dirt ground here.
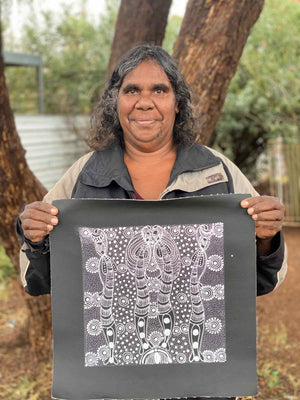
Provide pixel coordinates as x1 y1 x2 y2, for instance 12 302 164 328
255 227 300 400
0 227 299 400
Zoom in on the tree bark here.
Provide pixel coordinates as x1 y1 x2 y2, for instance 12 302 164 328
173 0 265 145
106 0 172 77
0 25 52 361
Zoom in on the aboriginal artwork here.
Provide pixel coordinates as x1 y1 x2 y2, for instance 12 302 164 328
78 223 226 367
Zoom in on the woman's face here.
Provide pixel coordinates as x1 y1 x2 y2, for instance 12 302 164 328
117 60 178 152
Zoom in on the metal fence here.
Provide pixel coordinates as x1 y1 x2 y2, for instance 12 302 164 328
15 115 88 190
268 138 300 226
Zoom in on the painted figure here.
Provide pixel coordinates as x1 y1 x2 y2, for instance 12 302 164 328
126 225 181 357
189 225 212 362
91 229 118 365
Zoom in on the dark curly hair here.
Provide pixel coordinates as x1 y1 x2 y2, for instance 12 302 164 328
89 44 197 150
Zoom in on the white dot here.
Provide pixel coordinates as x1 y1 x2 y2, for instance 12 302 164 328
109 357 114 363
193 342 198 349
143 343 149 349
109 343 114 348
193 328 199 335
164 329 171 336
162 342 167 348
194 356 200 361
164 317 170 323
107 330 113 336
138 321 144 327
140 332 145 338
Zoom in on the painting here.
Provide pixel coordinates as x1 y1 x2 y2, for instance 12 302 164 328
80 222 226 367
50 195 257 399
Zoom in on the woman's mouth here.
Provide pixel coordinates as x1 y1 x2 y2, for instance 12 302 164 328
134 120 155 125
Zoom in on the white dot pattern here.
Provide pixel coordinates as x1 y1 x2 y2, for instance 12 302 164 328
78 223 226 367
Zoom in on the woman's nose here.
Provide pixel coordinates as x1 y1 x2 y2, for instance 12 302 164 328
135 93 154 110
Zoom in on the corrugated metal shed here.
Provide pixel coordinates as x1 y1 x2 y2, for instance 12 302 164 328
15 115 89 190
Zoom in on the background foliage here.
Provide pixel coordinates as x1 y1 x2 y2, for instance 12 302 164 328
5 0 120 114
213 0 300 178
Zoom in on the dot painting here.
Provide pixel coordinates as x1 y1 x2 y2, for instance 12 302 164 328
78 223 226 367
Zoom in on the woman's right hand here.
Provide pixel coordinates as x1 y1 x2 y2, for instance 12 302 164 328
19 201 59 242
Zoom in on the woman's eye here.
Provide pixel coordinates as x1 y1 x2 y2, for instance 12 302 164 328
124 88 137 94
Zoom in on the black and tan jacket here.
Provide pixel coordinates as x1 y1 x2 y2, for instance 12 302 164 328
18 143 287 296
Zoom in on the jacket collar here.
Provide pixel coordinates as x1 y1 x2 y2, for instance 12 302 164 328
80 144 134 192
80 143 221 191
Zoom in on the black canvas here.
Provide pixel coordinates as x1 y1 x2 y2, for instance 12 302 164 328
50 195 257 399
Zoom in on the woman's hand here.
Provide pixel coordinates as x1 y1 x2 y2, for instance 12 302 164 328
241 196 284 255
19 201 59 243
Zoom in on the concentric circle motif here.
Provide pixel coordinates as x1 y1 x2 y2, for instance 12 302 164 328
85 352 98 367
123 227 134 238
85 257 100 273
97 345 110 361
118 296 129 307
141 348 172 364
149 304 158 318
117 263 127 274
177 293 188 304
200 285 214 301
125 321 135 333
173 325 181 336
207 255 224 272
176 353 186 363
213 284 224 300
92 292 102 306
182 256 192 266
169 226 180 237
213 223 223 238
87 319 102 336
84 292 94 309
205 317 222 335
122 351 133 363
185 225 196 237
149 331 164 347
203 350 215 362
116 323 125 334
215 348 226 362
107 230 116 240
180 323 189 335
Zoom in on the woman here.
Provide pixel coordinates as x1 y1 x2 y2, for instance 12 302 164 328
18 44 286 400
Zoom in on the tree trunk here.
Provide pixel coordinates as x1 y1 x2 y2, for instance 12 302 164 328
0 25 52 361
173 0 265 145
106 0 172 77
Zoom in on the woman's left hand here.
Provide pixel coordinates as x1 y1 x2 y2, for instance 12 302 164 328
240 196 284 253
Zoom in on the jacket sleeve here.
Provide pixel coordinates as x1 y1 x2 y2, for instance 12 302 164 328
222 156 287 295
256 230 287 296
208 147 288 296
17 218 51 296
18 151 94 296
